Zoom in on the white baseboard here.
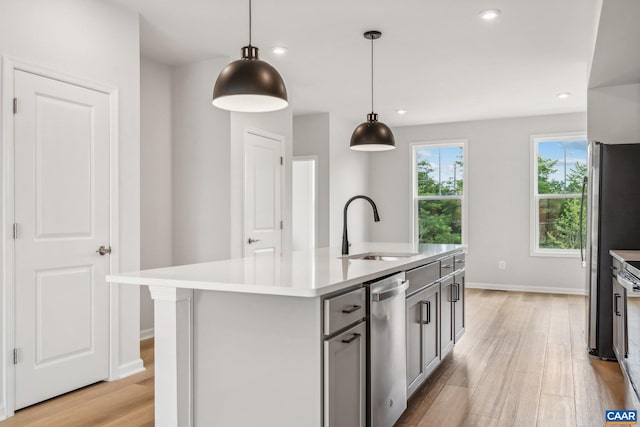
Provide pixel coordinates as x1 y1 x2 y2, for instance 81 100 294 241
466 281 587 296
109 358 145 381
140 327 154 341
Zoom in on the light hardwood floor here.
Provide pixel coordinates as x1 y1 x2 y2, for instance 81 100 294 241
0 289 634 426
398 289 635 427
0 339 154 427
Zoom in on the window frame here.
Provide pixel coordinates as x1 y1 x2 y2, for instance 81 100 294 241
530 132 587 257
411 139 468 247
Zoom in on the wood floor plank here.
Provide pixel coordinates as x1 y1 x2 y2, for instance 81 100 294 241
417 385 471 427
447 338 499 389
461 414 497 427
397 381 446 425
541 343 574 397
537 394 576 427
467 366 514 417
496 371 542 427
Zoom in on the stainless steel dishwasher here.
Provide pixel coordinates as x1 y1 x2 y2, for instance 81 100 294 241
366 272 409 427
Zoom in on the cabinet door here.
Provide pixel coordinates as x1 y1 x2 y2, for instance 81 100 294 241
324 321 366 427
422 284 440 377
406 290 426 397
453 271 465 342
440 276 454 358
613 278 626 361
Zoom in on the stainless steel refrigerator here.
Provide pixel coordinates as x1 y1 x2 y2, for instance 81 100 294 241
584 141 640 359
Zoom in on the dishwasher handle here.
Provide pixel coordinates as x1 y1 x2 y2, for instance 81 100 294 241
372 280 409 302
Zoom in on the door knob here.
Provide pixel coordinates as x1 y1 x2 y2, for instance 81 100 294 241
247 238 261 244
96 245 112 256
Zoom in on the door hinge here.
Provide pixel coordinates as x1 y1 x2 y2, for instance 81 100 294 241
12 223 18 239
13 98 17 114
280 220 283 230
280 156 283 165
13 348 17 365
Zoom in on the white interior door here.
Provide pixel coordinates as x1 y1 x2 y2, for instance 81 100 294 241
13 70 111 409
243 131 283 257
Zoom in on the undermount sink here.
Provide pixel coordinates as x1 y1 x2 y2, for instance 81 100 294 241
340 252 418 261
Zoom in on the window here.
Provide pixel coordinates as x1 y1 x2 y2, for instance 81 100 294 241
531 134 587 256
412 141 467 245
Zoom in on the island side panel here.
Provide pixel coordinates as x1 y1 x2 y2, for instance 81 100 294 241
149 286 194 427
194 290 323 427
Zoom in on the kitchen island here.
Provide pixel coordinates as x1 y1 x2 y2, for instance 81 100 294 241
107 243 463 427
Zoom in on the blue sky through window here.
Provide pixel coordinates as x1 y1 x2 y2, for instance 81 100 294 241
538 139 587 185
416 146 464 194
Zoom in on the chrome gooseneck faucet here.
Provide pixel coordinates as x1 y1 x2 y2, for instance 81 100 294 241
342 195 380 255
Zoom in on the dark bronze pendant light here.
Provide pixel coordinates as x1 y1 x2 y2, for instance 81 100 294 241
212 0 288 112
350 30 395 151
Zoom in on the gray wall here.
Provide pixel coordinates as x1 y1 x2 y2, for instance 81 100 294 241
292 113 370 249
369 112 587 293
293 114 331 248
328 114 370 247
140 56 173 336
171 58 231 265
588 83 640 144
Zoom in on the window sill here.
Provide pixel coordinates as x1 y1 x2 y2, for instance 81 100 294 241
530 250 581 259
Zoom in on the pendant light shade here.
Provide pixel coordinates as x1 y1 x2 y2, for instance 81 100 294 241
212 1 288 112
350 113 395 151
350 31 395 151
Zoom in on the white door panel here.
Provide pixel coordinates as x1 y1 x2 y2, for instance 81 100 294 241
14 70 111 409
244 131 283 257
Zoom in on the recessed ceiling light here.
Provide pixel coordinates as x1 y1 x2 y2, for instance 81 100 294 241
272 46 288 55
396 109 408 115
479 9 501 21
556 92 571 99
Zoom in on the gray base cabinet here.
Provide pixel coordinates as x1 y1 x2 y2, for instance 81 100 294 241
453 271 465 342
324 321 367 427
405 283 440 397
613 276 626 361
405 251 465 399
440 276 455 358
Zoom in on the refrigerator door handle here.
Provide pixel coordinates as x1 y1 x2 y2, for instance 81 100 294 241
580 176 588 263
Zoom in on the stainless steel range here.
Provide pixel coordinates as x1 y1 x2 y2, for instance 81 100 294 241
619 261 640 291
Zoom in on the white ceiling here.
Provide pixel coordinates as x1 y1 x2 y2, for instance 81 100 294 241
110 0 600 126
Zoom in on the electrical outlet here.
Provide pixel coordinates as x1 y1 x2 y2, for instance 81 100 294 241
498 260 506 270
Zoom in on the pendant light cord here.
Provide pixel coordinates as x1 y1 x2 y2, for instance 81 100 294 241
249 0 252 46
371 36 374 113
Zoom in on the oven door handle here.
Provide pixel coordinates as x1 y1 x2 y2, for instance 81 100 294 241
372 280 409 302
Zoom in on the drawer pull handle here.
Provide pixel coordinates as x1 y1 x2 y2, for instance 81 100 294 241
421 300 431 324
341 333 361 344
342 305 362 314
442 264 454 268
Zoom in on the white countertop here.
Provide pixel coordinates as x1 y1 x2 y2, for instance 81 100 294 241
107 243 463 297
610 250 640 263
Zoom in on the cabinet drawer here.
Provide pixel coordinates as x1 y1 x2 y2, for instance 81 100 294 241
324 288 366 336
440 256 455 277
406 261 440 296
454 253 465 271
